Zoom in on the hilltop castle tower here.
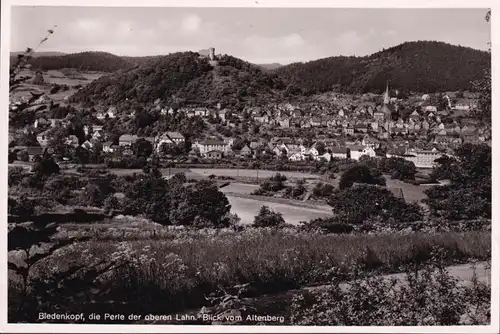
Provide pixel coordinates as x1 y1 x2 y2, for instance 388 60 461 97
209 47 215 61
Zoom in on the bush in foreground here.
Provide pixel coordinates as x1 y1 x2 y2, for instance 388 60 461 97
328 184 423 225
290 260 490 326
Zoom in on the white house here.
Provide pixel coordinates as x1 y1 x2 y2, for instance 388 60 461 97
218 109 228 121
36 130 51 147
349 145 376 161
161 107 175 115
308 147 319 158
195 139 231 154
107 107 117 118
102 142 115 153
330 147 349 159
273 146 286 157
424 106 438 113
404 149 445 169
155 132 185 151
194 107 210 117
317 152 332 162
453 104 470 111
288 151 305 162
362 136 380 149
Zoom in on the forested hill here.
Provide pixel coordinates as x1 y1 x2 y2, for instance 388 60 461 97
274 41 490 94
20 51 137 72
70 52 286 109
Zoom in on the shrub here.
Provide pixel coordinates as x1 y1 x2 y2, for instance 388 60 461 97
300 217 354 234
312 182 335 198
284 179 307 199
103 195 122 213
19 151 30 162
290 259 491 326
253 206 286 228
328 184 423 225
8 167 26 187
424 143 491 220
8 196 35 217
339 164 386 190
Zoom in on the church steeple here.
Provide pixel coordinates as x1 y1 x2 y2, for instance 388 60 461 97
382 80 392 120
383 81 390 105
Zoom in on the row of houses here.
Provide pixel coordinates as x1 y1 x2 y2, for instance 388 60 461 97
159 106 230 122
27 125 449 169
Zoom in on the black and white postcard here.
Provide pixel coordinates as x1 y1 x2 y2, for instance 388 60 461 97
1 0 498 333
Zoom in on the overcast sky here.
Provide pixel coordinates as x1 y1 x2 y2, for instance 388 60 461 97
10 7 490 64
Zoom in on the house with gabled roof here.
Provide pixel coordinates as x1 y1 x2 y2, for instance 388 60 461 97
354 123 368 133
194 107 210 117
239 145 252 158
409 110 421 120
218 109 229 121
80 140 94 150
65 135 80 148
204 150 223 160
461 127 479 144
254 113 269 124
102 141 116 153
119 134 138 147
310 117 322 127
195 139 230 154
424 105 438 113
344 126 354 135
36 130 52 147
330 147 349 159
288 150 305 162
156 131 185 148
278 118 290 128
362 136 380 149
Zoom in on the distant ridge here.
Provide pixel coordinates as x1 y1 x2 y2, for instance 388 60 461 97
10 51 67 58
15 51 137 72
11 41 490 95
274 41 490 94
257 63 283 70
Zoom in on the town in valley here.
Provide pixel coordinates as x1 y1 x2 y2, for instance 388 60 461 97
7 7 493 328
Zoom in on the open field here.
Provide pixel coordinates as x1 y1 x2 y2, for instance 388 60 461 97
190 168 322 180
101 168 430 205
227 195 336 225
220 182 260 194
13 163 431 206
386 178 434 203
11 69 105 104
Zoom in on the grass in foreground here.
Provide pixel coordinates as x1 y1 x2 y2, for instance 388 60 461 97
8 226 491 322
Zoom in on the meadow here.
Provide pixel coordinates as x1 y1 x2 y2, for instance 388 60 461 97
190 168 322 180
225 195 331 225
11 69 106 104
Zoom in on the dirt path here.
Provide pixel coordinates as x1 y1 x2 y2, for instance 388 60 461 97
307 262 490 293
